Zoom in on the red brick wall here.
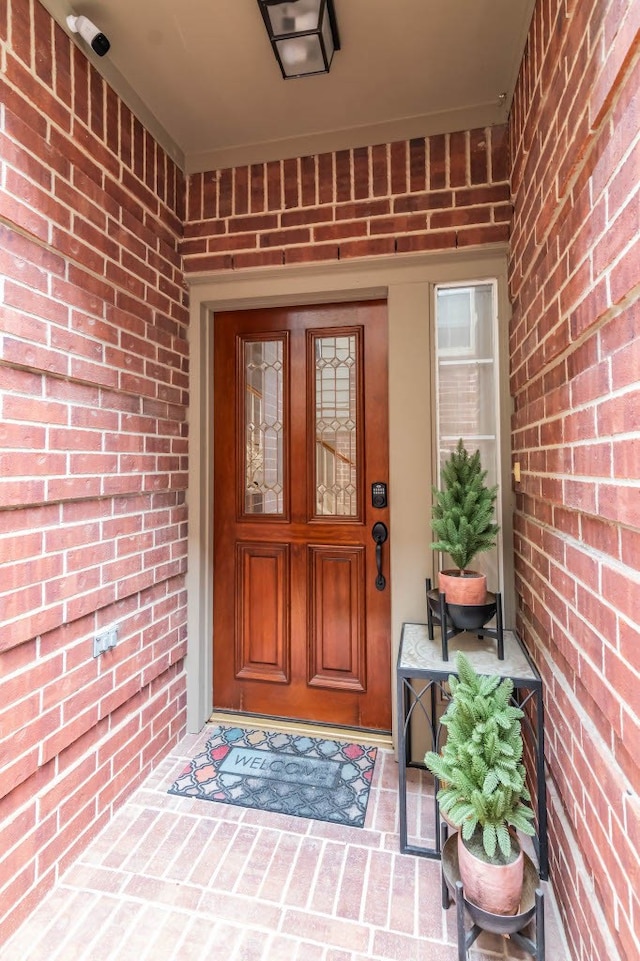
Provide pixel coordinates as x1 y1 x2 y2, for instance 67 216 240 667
0 0 188 940
509 2 639 959
2 0 638 956
182 127 511 273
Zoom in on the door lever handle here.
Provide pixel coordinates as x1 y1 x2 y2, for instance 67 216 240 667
372 522 388 591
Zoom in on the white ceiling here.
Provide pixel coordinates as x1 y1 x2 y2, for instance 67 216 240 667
41 0 535 173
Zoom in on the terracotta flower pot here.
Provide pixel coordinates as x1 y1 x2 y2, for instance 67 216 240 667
438 569 487 605
457 831 524 916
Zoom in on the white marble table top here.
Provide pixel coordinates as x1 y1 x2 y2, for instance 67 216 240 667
398 622 539 682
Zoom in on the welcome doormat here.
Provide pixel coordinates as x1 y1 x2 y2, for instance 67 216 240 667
168 725 377 827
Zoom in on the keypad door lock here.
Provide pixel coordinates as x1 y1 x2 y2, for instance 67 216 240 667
371 482 388 509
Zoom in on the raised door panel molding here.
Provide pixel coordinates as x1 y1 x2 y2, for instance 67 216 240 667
235 542 290 683
308 545 366 691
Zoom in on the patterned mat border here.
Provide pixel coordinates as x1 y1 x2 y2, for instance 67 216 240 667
168 725 377 828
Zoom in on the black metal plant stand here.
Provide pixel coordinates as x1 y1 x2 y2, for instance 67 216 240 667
425 578 505 660
440 829 545 961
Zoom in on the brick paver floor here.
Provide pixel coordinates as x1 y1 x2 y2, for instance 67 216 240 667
1 726 570 960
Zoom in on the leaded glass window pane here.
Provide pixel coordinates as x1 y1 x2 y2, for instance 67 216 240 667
244 339 284 514
314 334 357 517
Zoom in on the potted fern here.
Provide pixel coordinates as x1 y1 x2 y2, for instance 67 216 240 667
431 438 499 605
425 652 536 915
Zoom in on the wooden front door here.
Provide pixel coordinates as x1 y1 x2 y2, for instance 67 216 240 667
212 301 391 731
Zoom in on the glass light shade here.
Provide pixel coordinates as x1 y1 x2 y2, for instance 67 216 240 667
259 0 339 78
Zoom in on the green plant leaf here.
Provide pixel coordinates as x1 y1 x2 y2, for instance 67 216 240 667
483 770 499 794
496 823 512 857
483 823 497 858
461 816 478 841
509 807 536 835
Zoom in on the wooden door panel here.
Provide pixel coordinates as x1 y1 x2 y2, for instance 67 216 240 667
236 542 290 683
308 545 365 691
213 301 391 731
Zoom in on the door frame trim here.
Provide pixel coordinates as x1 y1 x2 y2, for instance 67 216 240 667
186 246 511 737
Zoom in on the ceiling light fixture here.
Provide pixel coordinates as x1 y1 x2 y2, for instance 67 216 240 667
257 0 340 79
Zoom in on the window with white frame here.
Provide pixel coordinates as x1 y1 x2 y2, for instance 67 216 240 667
434 281 501 591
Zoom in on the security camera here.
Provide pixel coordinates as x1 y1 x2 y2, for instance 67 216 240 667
66 14 110 57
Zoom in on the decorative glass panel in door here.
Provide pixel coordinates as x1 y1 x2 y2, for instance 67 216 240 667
243 339 284 515
313 333 359 518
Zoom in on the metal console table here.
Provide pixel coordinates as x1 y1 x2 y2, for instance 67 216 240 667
396 621 548 880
